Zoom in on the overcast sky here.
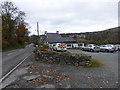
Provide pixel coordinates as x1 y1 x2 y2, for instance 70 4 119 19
1 0 119 35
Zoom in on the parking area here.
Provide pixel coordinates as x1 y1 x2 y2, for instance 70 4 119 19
68 49 119 75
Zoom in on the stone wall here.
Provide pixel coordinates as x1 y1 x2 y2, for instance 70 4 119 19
35 51 92 67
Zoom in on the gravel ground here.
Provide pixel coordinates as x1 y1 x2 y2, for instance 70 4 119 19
4 51 119 89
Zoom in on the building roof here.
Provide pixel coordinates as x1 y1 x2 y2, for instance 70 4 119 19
46 33 65 43
63 37 76 43
46 33 77 43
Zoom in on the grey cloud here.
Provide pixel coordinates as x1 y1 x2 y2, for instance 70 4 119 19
10 0 118 35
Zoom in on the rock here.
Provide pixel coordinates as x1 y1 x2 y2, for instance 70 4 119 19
74 63 79 67
59 83 62 85
88 77 90 79
65 84 71 88
10 84 19 88
72 55 76 57
29 72 32 74
46 70 50 73
23 75 40 81
106 81 109 83
40 84 55 88
43 75 52 79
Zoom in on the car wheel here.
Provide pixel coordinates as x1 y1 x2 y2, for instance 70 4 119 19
97 51 99 53
90 49 94 52
110 51 114 53
105 49 109 52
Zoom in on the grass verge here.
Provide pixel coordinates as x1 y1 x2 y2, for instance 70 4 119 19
56 52 88 56
84 58 105 68
72 53 88 56
2 44 25 52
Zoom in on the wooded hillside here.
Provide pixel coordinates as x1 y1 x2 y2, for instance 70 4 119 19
61 27 120 45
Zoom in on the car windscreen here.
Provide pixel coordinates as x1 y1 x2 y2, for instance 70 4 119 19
107 45 113 47
58 44 66 46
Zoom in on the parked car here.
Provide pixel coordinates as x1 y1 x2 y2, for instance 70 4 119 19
53 43 67 51
66 44 72 49
78 43 85 49
82 44 100 52
72 43 79 48
114 45 120 51
100 44 116 53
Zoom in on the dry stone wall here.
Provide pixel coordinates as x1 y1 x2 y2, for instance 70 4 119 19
35 51 92 67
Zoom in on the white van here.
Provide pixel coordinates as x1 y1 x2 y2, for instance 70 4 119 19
72 43 78 48
78 43 84 48
67 44 72 49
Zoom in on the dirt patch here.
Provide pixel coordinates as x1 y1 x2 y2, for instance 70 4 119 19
5 62 71 88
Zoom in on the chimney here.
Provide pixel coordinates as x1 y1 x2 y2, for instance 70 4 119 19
45 31 47 34
56 31 59 34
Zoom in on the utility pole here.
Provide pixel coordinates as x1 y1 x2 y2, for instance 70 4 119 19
36 22 40 45
37 22 40 37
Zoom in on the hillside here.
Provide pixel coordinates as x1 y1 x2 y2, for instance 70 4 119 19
61 27 120 45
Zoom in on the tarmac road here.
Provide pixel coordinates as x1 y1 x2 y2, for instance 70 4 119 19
1 44 35 79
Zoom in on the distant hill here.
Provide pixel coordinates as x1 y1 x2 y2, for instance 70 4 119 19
61 27 120 45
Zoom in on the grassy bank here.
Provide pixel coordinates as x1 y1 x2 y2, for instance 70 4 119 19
2 44 25 52
72 53 88 56
84 58 105 68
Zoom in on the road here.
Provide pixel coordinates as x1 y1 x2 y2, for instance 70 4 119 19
1 44 35 79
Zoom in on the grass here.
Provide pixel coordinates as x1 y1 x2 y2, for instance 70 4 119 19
74 37 88 42
72 53 105 68
84 58 105 68
55 51 71 55
71 52 105 68
56 52 88 57
2 44 25 52
72 53 88 56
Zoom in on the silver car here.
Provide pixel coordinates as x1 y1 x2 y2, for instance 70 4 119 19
114 45 120 51
82 44 100 52
100 44 116 53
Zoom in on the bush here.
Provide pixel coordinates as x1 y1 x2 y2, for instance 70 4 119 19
38 45 49 51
